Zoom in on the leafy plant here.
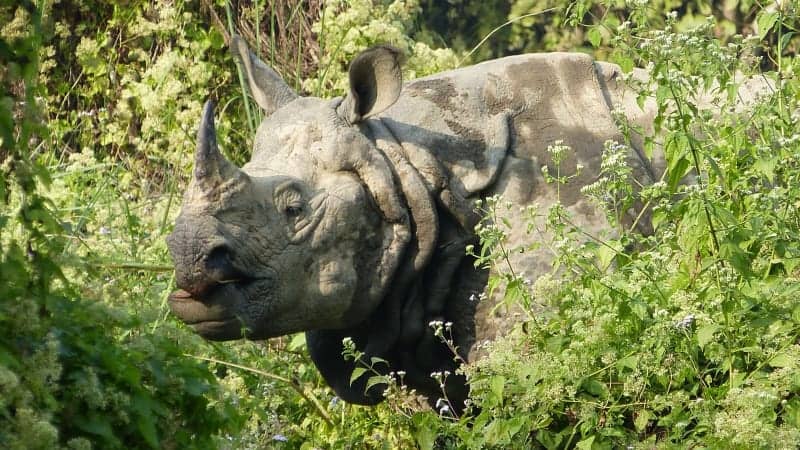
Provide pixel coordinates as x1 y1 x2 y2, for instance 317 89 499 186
444 4 800 448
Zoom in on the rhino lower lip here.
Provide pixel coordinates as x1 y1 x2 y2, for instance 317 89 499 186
168 274 265 317
168 292 236 323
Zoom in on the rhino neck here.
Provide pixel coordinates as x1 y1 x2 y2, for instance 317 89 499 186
306 118 487 407
356 119 439 356
305 208 484 407
356 117 489 362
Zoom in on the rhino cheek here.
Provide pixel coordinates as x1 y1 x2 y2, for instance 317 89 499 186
251 255 359 335
317 257 357 300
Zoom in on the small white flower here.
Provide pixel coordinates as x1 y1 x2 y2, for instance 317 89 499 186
675 314 696 330
428 320 443 328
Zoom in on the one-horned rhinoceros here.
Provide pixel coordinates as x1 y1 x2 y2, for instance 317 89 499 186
166 36 672 408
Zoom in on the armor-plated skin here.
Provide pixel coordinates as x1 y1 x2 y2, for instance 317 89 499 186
166 36 771 407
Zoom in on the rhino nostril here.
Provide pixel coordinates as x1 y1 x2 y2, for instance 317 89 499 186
204 245 240 282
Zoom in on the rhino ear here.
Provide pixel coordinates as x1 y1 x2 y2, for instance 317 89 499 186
337 46 403 124
231 34 298 115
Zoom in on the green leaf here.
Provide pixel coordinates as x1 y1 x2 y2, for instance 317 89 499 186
779 31 795 53
370 356 388 367
490 375 505 402
754 157 778 184
483 419 509 445
656 84 671 106
596 240 623 270
536 429 564 450
483 417 526 446
414 424 436 450
757 11 779 39
208 28 225 49
616 355 639 371
288 333 306 351
697 324 720 348
634 409 651 432
75 414 118 445
581 378 608 398
412 413 438 450
587 27 602 48
719 240 752 277
137 416 159 449
576 435 595 450
768 352 795 368
350 367 367 385
783 398 800 428
617 54 634 73
183 376 209 396
667 156 691 192
365 375 388 392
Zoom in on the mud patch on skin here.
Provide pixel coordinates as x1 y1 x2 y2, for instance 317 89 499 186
483 73 516 117
405 78 459 111
443 119 488 164
403 78 491 167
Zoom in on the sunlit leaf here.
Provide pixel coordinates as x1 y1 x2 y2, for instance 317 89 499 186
350 367 367 386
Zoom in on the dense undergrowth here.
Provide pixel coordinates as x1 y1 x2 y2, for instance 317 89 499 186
1 0 799 448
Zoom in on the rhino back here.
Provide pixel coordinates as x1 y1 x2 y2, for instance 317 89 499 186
381 53 662 359
383 53 656 204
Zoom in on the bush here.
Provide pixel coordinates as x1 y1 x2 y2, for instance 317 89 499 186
1 3 244 448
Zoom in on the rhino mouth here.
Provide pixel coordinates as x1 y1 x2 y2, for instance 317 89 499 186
168 278 260 340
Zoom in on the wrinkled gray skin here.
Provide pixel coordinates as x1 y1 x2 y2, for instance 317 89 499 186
166 36 771 408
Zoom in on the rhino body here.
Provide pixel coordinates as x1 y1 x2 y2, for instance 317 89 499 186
167 38 677 407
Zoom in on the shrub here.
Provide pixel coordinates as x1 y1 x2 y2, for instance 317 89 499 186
1 3 244 448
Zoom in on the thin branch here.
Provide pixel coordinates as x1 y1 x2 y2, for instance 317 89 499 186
187 354 334 426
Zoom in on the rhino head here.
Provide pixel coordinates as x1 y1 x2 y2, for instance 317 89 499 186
167 38 410 340
166 37 470 405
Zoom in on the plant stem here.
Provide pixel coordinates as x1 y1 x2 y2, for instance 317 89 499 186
188 354 334 427
667 73 721 254
225 0 256 136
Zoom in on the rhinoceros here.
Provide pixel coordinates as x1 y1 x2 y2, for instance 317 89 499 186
166 36 755 408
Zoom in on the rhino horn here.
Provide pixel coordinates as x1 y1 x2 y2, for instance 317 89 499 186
194 100 239 190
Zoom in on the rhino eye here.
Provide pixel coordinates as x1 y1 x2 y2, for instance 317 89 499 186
285 205 303 218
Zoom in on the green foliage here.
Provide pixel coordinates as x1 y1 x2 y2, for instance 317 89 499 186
0 2 243 448
306 0 461 96
417 0 799 67
4 1 465 448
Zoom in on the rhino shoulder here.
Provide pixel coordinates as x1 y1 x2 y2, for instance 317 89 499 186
380 60 530 196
